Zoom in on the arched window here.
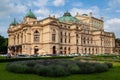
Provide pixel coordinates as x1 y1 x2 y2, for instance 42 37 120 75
68 47 70 54
13 36 16 45
34 30 40 43
21 33 23 43
89 48 91 54
17 34 19 44
34 46 39 54
53 46 56 54
60 47 63 54
85 48 87 54
52 29 56 42
77 47 79 53
64 47 66 54
60 32 62 43
96 48 97 54
69 33 70 43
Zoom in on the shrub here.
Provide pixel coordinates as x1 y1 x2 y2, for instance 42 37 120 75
47 65 70 77
76 62 95 74
80 64 95 74
26 60 36 67
67 63 80 74
6 59 112 77
6 62 28 73
94 63 109 73
104 62 113 68
33 64 47 75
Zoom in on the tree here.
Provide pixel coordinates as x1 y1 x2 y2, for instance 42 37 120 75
0 35 5 46
115 38 120 43
0 35 8 54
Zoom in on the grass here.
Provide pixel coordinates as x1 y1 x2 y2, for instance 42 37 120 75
0 56 6 59
74 55 120 62
0 62 120 80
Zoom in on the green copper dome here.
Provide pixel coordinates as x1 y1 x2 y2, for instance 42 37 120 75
10 18 18 26
25 9 37 19
82 14 88 16
59 12 79 23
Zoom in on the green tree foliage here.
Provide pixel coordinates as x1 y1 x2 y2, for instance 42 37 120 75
0 35 5 46
0 35 8 54
115 38 120 43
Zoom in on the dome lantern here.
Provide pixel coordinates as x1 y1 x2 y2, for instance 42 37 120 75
25 9 37 19
10 18 18 26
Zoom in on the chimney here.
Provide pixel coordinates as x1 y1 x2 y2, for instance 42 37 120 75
76 12 79 16
49 14 51 17
101 17 104 20
53 15 55 18
89 12 92 17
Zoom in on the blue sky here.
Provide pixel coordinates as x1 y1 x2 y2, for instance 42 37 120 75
0 0 120 38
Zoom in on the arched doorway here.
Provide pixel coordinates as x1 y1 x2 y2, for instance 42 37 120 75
77 47 79 53
60 47 63 54
85 48 87 54
64 47 66 54
68 47 70 54
53 46 56 54
92 48 94 54
34 46 39 55
89 48 90 54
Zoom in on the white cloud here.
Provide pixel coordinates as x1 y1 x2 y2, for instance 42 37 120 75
108 0 120 8
53 0 65 6
34 7 50 19
105 18 120 38
35 8 50 16
0 0 27 18
9 4 27 13
104 0 120 12
72 2 83 7
116 10 120 13
34 7 64 19
0 0 27 37
33 0 48 7
0 25 8 37
70 6 100 17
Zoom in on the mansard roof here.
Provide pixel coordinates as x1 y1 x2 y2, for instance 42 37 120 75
25 9 37 19
59 11 80 23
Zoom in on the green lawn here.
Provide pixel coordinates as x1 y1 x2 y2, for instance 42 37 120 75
0 62 120 80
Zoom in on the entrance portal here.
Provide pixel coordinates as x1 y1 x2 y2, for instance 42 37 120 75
34 46 39 54
53 46 56 54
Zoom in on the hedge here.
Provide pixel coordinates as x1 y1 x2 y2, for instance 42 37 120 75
0 56 74 63
6 59 112 77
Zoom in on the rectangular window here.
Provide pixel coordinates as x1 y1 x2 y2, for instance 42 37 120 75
77 39 78 44
69 39 70 43
61 32 62 36
65 32 66 36
61 38 62 43
65 38 66 43
52 34 55 42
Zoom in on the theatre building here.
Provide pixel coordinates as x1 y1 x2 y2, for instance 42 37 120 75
7 10 115 55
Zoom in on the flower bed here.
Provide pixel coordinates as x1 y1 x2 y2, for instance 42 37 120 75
6 59 112 77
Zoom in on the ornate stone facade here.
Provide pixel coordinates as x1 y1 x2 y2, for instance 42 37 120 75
7 10 115 55
114 38 120 54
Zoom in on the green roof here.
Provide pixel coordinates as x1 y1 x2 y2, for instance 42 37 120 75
82 14 88 16
10 18 18 26
25 9 37 19
59 12 79 23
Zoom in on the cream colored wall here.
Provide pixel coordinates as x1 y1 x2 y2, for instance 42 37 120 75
8 14 115 55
